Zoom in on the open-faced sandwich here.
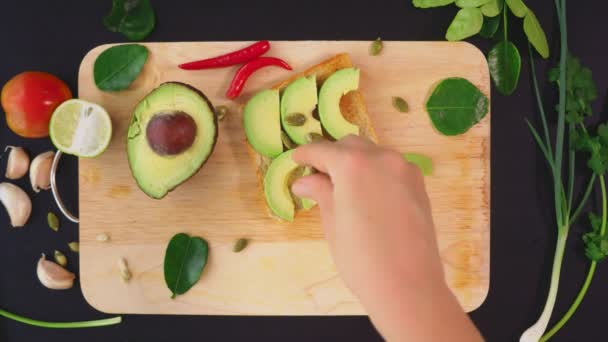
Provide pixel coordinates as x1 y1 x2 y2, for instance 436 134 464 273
243 53 377 221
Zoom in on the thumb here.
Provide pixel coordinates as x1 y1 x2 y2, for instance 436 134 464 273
291 173 333 207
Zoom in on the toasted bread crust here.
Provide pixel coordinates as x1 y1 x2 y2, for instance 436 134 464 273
244 53 378 218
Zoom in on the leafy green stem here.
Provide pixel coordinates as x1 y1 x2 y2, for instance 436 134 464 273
527 43 553 161
570 174 598 223
541 175 607 341
0 309 121 329
567 124 575 212
503 6 508 41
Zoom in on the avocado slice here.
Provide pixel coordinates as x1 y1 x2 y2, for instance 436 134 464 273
280 76 322 145
264 150 316 221
318 68 360 139
127 82 218 199
244 89 283 158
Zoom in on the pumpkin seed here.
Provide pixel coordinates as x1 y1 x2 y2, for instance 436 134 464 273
281 131 297 150
54 250 67 267
118 257 131 282
233 238 249 253
96 233 110 242
68 242 79 253
285 113 307 126
47 212 59 232
370 38 383 56
305 132 325 143
392 96 409 113
215 105 229 121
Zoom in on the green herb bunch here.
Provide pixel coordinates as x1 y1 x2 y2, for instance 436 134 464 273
412 0 549 95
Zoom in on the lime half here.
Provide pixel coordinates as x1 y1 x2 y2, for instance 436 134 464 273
50 99 112 157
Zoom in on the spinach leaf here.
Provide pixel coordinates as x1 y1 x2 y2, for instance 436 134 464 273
94 44 148 92
480 0 503 17
164 233 209 299
104 0 155 41
487 41 521 95
505 0 528 18
523 10 549 58
413 0 454 8
425 77 489 136
445 8 483 41
455 0 490 8
479 15 500 38
404 153 434 176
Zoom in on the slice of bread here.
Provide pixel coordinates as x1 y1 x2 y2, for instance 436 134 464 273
244 53 378 218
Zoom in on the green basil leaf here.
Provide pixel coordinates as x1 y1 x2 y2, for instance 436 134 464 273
164 233 209 299
487 40 521 95
104 0 155 41
455 0 491 8
425 77 489 136
94 44 148 91
480 0 503 17
523 10 549 58
479 15 501 38
412 0 455 8
403 153 434 176
445 8 483 41
505 0 528 18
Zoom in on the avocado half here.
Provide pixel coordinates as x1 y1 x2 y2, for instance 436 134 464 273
127 82 218 199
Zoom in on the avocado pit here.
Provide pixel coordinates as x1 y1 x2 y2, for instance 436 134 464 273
146 111 197 156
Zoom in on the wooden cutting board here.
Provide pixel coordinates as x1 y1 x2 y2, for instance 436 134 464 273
77 41 490 315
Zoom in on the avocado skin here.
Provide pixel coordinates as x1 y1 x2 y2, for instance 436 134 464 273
127 81 218 199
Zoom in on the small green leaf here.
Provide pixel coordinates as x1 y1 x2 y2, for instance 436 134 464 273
523 10 549 58
47 212 59 232
413 0 454 8
369 38 383 56
505 0 528 18
445 8 484 41
479 15 501 38
455 0 491 7
404 153 434 176
480 0 503 17
392 97 409 113
425 77 489 136
164 233 209 299
589 212 602 232
487 40 521 95
104 0 156 41
94 44 149 92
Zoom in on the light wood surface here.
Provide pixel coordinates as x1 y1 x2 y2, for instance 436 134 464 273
77 41 490 315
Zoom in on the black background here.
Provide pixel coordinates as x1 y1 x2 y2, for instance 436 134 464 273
1 1 607 341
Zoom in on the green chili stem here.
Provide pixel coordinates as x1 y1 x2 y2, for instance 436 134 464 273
0 309 121 329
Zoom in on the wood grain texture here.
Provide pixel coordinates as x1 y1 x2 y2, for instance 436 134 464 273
77 41 490 315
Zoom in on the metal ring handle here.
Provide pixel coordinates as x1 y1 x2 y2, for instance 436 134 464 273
50 151 79 223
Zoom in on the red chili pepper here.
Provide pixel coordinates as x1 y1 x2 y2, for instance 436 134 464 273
178 41 271 70
225 57 292 99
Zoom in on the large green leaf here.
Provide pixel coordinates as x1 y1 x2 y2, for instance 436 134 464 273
425 77 489 136
480 0 503 17
94 44 148 92
479 15 501 38
164 233 209 299
445 8 484 41
412 0 455 8
505 0 528 18
455 0 491 8
524 10 549 58
487 40 521 95
104 0 155 41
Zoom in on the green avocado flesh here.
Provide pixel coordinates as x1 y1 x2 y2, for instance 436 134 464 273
280 76 322 145
264 150 316 221
318 68 360 139
244 89 283 158
127 82 217 199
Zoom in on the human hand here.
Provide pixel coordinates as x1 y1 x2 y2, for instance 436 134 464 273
291 135 482 341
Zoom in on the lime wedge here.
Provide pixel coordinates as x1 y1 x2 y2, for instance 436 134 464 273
49 99 112 158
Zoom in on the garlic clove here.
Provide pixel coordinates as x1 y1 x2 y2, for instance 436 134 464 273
4 146 29 180
30 151 54 192
37 254 75 290
0 182 32 227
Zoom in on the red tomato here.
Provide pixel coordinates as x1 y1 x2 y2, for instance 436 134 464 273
1 71 72 138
